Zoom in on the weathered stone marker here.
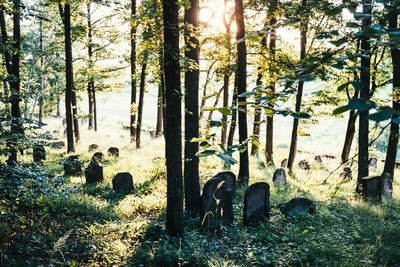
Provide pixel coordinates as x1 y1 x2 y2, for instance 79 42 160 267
92 152 104 162
362 175 381 203
314 155 322 165
381 172 392 198
112 172 134 192
281 159 288 168
107 147 119 157
339 167 352 181
369 157 378 169
279 197 316 218
49 140 65 149
63 155 82 176
201 177 233 228
88 144 100 152
273 168 287 186
298 160 310 170
85 160 103 184
243 182 270 226
33 145 46 162
213 171 236 193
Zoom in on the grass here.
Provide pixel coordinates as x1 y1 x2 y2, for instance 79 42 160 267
1 127 400 266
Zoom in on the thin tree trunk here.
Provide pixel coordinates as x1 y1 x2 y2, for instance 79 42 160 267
136 52 148 149
221 73 230 145
38 19 44 124
87 82 93 129
287 0 307 172
56 95 61 117
356 0 372 194
130 0 137 142
87 0 94 130
207 86 224 122
59 3 75 153
163 0 183 235
251 65 263 156
235 0 249 183
156 76 164 136
92 81 97 131
227 82 237 147
341 109 358 163
71 86 80 143
199 60 216 119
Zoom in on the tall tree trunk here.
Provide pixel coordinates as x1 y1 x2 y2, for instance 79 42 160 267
227 83 237 147
87 82 93 129
184 0 200 211
130 0 137 142
71 86 80 143
341 108 358 163
156 74 164 137
93 82 97 131
356 0 372 194
59 3 75 153
87 0 94 130
221 73 230 145
163 0 183 235
207 86 224 122
38 19 44 124
383 6 400 193
251 64 263 156
235 0 249 183
56 95 61 117
136 52 148 149
287 0 307 172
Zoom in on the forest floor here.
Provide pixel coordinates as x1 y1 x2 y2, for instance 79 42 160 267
1 122 400 266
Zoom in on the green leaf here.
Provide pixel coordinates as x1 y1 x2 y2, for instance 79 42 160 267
238 91 254 98
291 112 311 119
196 150 216 157
218 107 231 116
333 105 350 115
209 120 223 127
217 153 237 165
348 99 376 111
369 111 392 122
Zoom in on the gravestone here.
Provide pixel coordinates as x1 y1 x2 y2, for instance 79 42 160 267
88 144 100 152
85 160 103 184
340 167 352 182
92 152 104 162
314 155 322 165
112 172 134 192
243 182 270 226
108 147 119 157
281 159 288 168
33 145 46 162
63 155 82 176
369 157 378 169
201 177 233 228
381 172 393 198
362 175 381 203
213 171 236 193
273 168 287 186
298 160 310 170
279 197 316 218
49 140 65 149
52 130 60 136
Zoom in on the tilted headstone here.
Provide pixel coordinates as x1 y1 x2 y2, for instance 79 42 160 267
85 160 103 184
381 172 393 198
339 167 352 182
314 155 322 165
33 145 46 162
112 172 134 192
298 160 310 170
63 155 82 176
213 171 236 193
362 175 381 203
369 157 378 169
279 197 316 218
243 182 270 226
201 177 233 228
281 159 288 168
88 144 100 152
92 152 104 162
273 168 287 186
108 147 119 157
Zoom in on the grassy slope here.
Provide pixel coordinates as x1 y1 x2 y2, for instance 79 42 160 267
1 131 400 267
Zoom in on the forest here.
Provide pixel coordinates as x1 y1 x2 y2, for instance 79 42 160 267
0 0 400 266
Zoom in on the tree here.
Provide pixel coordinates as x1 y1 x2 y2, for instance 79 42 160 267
130 0 137 142
163 0 183 235
59 1 75 152
184 0 200 211
135 49 148 149
235 0 249 183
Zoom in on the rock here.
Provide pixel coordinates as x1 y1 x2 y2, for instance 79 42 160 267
48 140 65 149
112 172 134 192
92 152 104 162
281 159 288 168
33 145 46 163
273 168 287 186
88 144 100 152
107 147 119 157
381 172 393 198
63 155 82 176
243 182 270 226
314 155 322 165
298 160 310 170
213 171 236 193
85 160 103 184
280 197 316 218
369 157 378 169
362 175 381 203
339 167 352 182
201 177 233 228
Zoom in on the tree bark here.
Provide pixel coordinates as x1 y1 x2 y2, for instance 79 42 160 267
251 64 263 156
87 0 94 130
59 3 75 153
287 0 307 172
163 0 184 235
356 0 372 194
130 0 137 142
71 86 80 143
136 52 148 149
184 0 200 211
38 19 44 124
